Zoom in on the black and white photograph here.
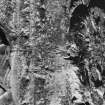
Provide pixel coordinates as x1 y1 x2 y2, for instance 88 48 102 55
0 0 105 105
